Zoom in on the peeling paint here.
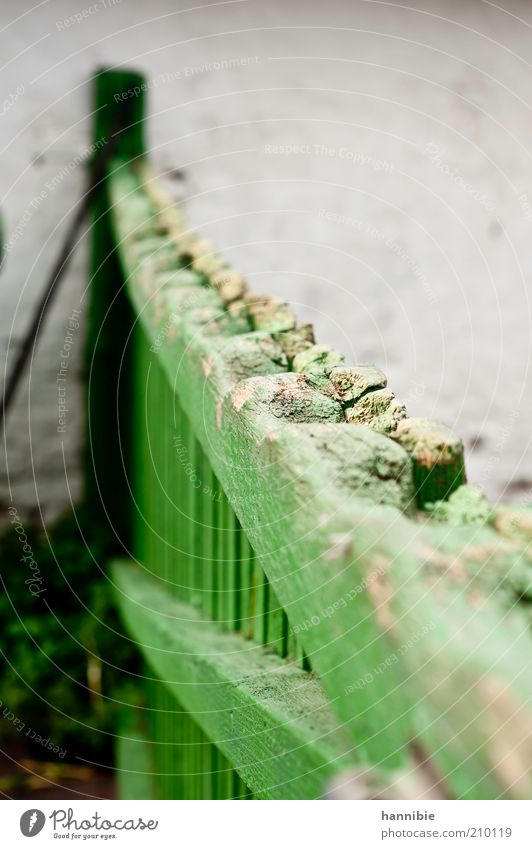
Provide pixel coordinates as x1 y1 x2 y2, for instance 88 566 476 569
216 398 223 430
202 356 213 378
231 377 263 411
366 555 395 630
324 532 352 561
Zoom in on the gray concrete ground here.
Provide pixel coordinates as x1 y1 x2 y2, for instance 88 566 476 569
2 0 532 518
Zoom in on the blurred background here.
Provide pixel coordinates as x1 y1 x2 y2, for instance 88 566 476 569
1 0 532 797
3 0 532 519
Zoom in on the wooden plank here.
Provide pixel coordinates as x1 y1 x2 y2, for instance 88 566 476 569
181 408 194 606
173 395 187 601
115 707 155 800
238 529 254 640
227 506 241 631
112 559 362 800
167 387 181 599
190 434 205 611
205 465 219 622
253 564 268 646
146 675 188 799
266 584 285 656
218 490 230 631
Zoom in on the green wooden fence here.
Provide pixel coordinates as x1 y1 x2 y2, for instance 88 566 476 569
87 69 532 800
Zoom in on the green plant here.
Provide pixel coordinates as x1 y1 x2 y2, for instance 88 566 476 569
0 505 139 764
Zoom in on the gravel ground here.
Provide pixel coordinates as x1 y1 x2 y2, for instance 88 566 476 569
2 0 532 517
0 742 115 800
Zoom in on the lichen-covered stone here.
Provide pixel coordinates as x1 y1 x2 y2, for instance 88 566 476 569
427 485 492 525
392 417 466 508
393 418 463 467
246 294 296 332
214 334 289 386
154 269 205 289
226 298 249 323
329 364 387 404
301 369 336 398
493 505 532 545
292 344 345 373
186 236 215 258
192 252 229 277
231 373 344 423
306 423 415 512
130 237 181 266
211 270 247 303
346 389 407 433
273 324 315 362
125 220 168 243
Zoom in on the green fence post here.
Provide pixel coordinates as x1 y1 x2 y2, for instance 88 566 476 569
85 68 146 544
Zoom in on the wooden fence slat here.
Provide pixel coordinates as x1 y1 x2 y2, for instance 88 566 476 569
112 559 363 799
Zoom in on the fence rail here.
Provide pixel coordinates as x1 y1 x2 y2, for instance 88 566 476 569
87 69 532 800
